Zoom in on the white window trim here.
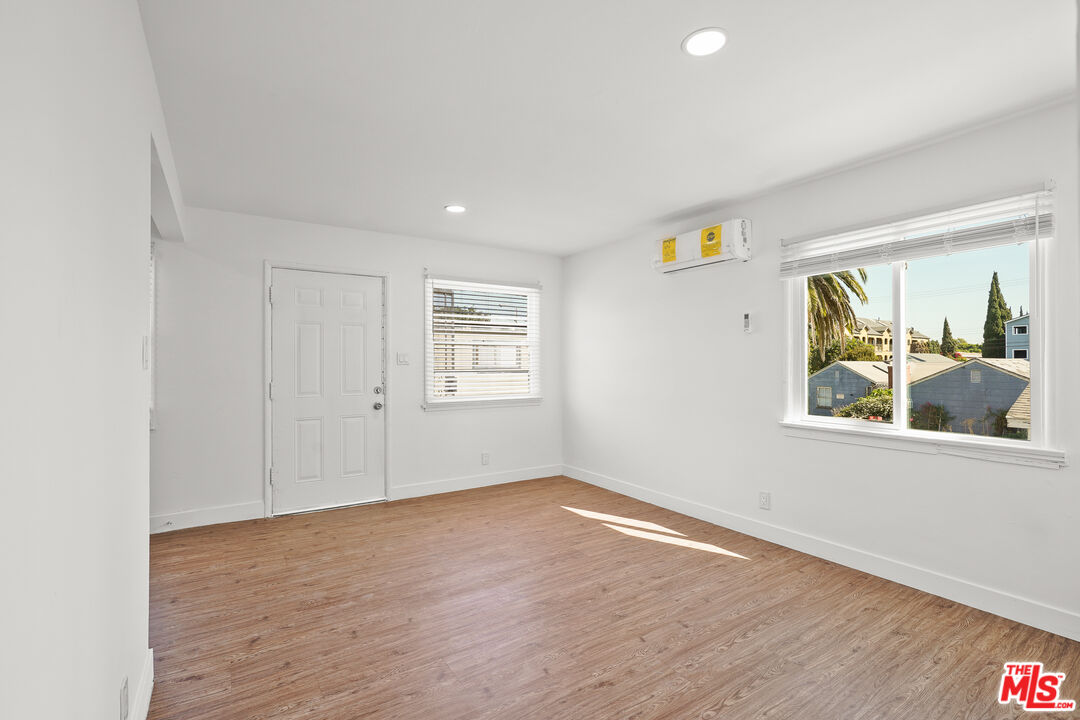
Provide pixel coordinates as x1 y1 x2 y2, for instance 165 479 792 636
423 396 543 411
148 240 157 431
780 418 1065 469
781 190 1065 470
423 275 543 411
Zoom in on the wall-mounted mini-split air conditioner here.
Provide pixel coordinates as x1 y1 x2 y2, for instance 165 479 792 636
652 218 752 273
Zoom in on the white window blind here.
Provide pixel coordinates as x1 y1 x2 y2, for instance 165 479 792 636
780 190 1053 279
424 276 541 407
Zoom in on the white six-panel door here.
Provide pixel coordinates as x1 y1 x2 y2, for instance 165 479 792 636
271 268 386 514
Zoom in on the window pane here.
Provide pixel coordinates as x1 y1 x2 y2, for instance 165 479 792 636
807 263 893 423
904 244 1030 440
427 279 540 402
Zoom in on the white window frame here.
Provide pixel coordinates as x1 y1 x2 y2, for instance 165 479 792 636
815 386 833 409
781 190 1065 469
423 275 542 411
148 240 157 431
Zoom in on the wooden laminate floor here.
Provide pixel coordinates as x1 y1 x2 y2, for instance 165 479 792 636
149 476 1079 719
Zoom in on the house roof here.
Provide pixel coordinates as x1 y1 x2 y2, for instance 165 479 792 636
1005 314 1030 326
908 361 956 383
853 318 930 340
908 353 957 365
975 358 1031 380
811 357 956 386
1006 386 1031 429
814 361 891 384
855 317 892 335
909 357 1031 385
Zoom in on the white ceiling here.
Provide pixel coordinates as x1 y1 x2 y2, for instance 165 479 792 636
140 0 1075 256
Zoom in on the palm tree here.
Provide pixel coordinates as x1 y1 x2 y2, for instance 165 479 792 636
807 269 869 361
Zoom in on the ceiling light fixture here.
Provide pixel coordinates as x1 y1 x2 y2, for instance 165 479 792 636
444 204 467 214
681 27 727 57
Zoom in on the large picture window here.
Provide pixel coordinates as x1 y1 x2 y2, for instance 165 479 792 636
783 190 1058 463
424 276 541 409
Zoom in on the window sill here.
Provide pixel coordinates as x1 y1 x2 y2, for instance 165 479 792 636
423 397 543 412
780 419 1066 469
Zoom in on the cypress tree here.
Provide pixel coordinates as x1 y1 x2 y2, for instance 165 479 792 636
982 272 1008 358
940 317 957 357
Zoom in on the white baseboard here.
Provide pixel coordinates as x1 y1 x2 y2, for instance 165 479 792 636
563 465 1080 643
133 648 154 720
150 501 265 534
390 464 564 501
150 467 563 532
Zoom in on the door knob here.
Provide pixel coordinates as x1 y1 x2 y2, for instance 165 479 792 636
373 402 383 410
374 386 383 394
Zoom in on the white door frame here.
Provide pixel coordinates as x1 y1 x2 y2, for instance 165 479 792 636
263 260 392 517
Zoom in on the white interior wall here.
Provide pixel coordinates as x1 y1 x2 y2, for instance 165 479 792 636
561 101 1080 641
0 2 184 718
150 208 562 529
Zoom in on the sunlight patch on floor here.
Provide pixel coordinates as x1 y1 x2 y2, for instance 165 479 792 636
601 523 748 559
561 506 686 536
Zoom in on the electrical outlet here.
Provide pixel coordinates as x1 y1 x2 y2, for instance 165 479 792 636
758 491 771 510
480 452 490 466
120 676 129 720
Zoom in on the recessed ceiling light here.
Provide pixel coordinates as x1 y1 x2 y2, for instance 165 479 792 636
682 27 727 57
444 204 466 214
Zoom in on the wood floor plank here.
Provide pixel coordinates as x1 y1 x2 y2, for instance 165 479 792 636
148 476 1079 719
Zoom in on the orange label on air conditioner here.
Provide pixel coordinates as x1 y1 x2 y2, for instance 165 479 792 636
700 225 722 258
661 237 677 263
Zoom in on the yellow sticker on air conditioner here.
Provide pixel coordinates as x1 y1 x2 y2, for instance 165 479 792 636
661 237 677 263
701 225 722 258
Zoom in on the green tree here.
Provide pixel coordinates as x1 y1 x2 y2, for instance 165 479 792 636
981 271 1012 358
955 338 982 354
940 317 957 357
833 388 893 421
910 339 943 354
807 270 869 362
910 402 954 432
844 339 878 362
808 338 878 375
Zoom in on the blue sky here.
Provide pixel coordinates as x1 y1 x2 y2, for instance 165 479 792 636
852 244 1029 344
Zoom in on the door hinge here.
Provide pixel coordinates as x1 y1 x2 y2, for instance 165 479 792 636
269 382 274 400
268 285 274 304
269 468 275 486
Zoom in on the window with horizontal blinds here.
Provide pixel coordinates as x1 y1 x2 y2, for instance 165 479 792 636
424 277 541 406
780 190 1053 279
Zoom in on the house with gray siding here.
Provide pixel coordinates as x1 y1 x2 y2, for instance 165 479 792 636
1005 314 1030 359
807 355 957 417
807 361 888 416
907 358 1029 437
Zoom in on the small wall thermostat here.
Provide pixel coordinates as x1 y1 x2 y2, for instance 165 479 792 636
744 312 752 333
